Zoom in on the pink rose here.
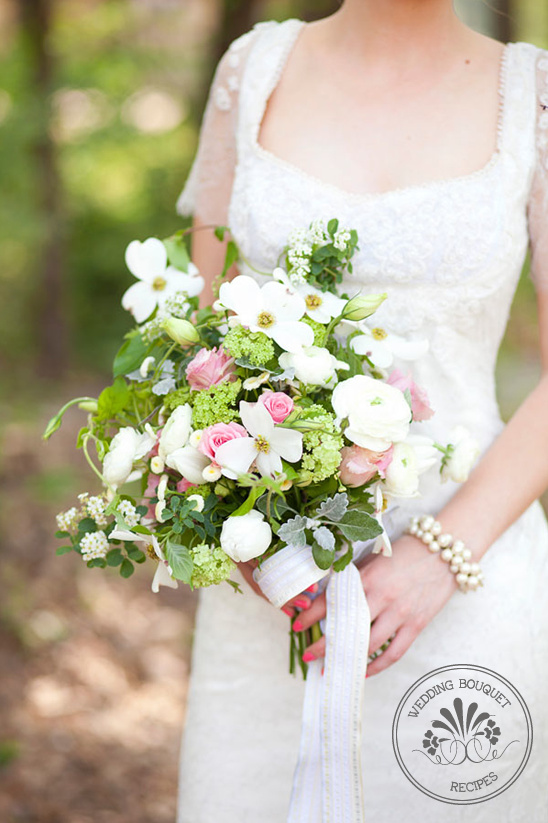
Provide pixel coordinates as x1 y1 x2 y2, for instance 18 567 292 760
186 347 235 391
257 390 294 423
387 368 434 422
177 479 194 494
198 421 248 461
144 473 160 519
339 444 394 487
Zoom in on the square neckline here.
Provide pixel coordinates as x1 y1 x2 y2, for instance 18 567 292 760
251 18 514 202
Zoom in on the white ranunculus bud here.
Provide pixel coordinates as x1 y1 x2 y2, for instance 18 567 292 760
279 346 348 388
332 375 411 452
166 445 210 484
442 426 480 483
220 509 272 562
102 427 154 489
158 404 192 461
383 442 420 498
187 493 205 512
341 292 387 321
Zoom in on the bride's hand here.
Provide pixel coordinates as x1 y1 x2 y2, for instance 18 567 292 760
293 535 458 676
237 560 317 616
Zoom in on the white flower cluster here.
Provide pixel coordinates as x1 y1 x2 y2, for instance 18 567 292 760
117 499 140 527
333 228 351 251
164 290 191 319
140 310 170 343
56 506 80 533
80 531 109 561
83 495 108 526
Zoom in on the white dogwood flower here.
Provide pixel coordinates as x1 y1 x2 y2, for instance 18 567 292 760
121 237 204 323
215 401 303 479
110 527 177 593
272 268 345 323
351 324 429 369
218 275 314 353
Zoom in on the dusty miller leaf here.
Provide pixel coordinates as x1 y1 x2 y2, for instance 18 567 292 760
278 515 308 548
316 493 349 522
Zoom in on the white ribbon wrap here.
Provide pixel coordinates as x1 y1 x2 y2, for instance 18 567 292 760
254 545 371 823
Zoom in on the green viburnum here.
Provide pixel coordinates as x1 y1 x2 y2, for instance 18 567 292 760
190 543 235 587
223 325 274 366
298 404 344 484
301 316 328 347
191 378 241 428
163 386 192 412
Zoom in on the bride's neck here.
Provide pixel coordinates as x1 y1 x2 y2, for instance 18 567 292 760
327 0 469 63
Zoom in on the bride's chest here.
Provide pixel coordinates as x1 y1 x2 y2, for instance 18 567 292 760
230 148 529 289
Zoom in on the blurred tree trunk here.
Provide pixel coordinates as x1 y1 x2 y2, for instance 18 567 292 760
19 0 68 379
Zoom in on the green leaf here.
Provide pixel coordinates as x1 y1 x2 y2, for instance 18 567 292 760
316 493 348 522
87 557 107 569
333 544 354 572
221 239 239 279
312 541 335 571
55 545 73 556
163 236 190 271
127 546 146 563
256 494 293 521
337 511 382 543
120 559 135 578
165 539 194 584
78 518 97 534
113 332 148 378
278 515 308 548
231 486 263 517
97 377 130 420
214 225 228 241
55 530 70 539
76 427 89 448
327 218 339 235
106 548 123 566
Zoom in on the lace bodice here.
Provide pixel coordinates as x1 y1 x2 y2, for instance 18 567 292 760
177 17 548 482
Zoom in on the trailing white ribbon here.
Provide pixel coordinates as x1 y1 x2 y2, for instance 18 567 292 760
254 545 371 823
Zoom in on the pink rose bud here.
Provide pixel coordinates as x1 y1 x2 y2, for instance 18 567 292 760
386 368 434 422
198 421 248 460
339 444 394 487
185 347 235 391
257 390 294 423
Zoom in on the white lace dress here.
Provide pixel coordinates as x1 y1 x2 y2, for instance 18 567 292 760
175 18 548 822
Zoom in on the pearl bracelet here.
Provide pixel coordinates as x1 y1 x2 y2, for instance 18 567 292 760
406 514 484 593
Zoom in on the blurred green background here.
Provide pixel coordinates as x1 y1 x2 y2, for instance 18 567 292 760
0 1 546 821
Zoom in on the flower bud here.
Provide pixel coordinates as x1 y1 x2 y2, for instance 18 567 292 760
78 400 98 412
342 292 387 321
162 317 199 346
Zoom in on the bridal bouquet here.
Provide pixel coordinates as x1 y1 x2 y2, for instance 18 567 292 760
45 217 478 674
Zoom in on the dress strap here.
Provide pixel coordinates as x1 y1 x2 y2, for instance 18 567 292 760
500 42 540 183
237 18 304 159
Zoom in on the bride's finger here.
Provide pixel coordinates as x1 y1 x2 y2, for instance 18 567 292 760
302 634 326 662
367 610 400 659
291 591 327 632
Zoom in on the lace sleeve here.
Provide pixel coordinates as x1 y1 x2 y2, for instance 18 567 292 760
176 27 260 226
528 49 548 293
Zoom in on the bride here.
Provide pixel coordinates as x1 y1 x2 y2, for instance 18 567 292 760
175 1 548 820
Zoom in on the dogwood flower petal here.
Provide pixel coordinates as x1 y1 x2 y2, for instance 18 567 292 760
271 321 314 353
240 401 274 439
166 445 210 484
215 436 257 479
125 238 167 283
121 281 158 323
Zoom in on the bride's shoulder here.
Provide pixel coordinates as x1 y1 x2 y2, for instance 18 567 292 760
225 17 299 54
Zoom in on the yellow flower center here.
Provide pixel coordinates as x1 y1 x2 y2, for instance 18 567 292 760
152 276 167 291
254 435 270 453
305 293 322 310
146 545 159 561
371 327 387 340
257 310 275 329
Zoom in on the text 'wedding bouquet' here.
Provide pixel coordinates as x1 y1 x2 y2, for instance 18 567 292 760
45 218 479 677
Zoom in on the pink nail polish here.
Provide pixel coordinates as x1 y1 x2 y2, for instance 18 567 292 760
281 606 292 616
294 598 309 609
302 651 315 663
293 620 303 632
306 584 318 593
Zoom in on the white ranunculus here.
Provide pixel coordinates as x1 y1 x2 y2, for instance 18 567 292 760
332 375 411 451
103 427 155 489
279 346 349 388
158 404 192 462
442 426 480 483
166 445 210 484
383 442 420 498
220 509 272 562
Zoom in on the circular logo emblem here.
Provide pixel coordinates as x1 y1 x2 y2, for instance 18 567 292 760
392 664 533 805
